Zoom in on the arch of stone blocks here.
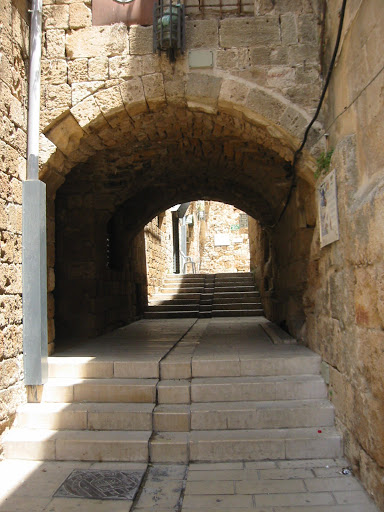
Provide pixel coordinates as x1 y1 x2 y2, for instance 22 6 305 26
42 72 322 346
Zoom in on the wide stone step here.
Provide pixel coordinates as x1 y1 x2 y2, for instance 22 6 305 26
190 399 334 430
212 295 260 304
3 429 151 461
191 375 327 402
192 350 321 377
151 293 201 300
153 404 190 432
15 402 155 431
212 291 260 299
189 427 343 462
212 309 263 317
212 286 256 292
149 298 201 306
212 303 261 310
147 304 199 312
144 311 199 319
161 286 204 293
41 378 158 403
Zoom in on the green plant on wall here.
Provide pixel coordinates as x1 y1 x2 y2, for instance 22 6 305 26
315 149 334 180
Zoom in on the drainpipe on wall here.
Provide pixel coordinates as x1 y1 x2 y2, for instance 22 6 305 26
22 0 48 385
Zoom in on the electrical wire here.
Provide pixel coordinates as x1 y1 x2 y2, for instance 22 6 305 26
268 0 348 229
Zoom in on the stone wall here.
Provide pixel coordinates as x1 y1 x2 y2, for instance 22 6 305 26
0 0 29 452
304 1 384 508
197 201 250 273
144 210 173 297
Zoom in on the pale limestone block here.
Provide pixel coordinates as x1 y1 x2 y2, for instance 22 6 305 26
153 404 190 432
114 360 159 378
216 48 249 70
41 59 68 85
129 25 153 55
186 73 222 110
88 57 109 80
218 79 249 113
69 2 92 29
95 85 126 118
48 358 114 378
158 380 190 404
149 432 189 462
304 477 363 492
87 403 154 431
297 14 319 44
245 87 286 124
236 478 306 494
120 78 148 116
45 113 84 156
68 58 88 84
185 480 235 495
281 13 298 45
109 55 142 79
3 429 56 460
142 54 161 74
15 403 88 430
72 81 104 105
280 106 308 140
70 95 104 130
285 432 343 459
40 83 72 129
182 494 253 509
55 430 151 461
267 66 296 89
43 4 69 30
44 29 66 58
219 17 280 48
288 44 319 65
73 379 157 403
250 46 289 66
66 25 129 59
142 73 166 110
185 20 219 48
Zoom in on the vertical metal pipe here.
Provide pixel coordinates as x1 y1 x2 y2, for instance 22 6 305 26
23 0 48 385
27 0 43 181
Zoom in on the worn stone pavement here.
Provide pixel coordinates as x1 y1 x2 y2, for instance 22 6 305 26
0 458 379 511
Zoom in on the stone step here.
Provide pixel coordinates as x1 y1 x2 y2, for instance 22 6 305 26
212 303 262 310
212 295 260 304
147 304 199 312
149 298 201 306
41 378 158 403
212 286 256 292
3 429 151 461
212 291 260 299
191 375 327 402
153 404 190 432
151 293 201 300
190 399 334 430
144 311 199 319
192 350 321 377
212 309 264 317
215 272 253 278
189 427 343 462
14 402 155 431
161 286 204 293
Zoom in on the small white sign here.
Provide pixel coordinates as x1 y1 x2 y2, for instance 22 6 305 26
214 233 230 246
318 169 340 248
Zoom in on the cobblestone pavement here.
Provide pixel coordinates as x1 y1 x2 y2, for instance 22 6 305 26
0 458 379 511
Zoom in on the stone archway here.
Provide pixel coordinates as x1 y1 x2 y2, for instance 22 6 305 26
38 72 323 353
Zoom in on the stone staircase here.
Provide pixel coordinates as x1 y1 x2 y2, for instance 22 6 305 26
3 319 343 464
145 272 263 319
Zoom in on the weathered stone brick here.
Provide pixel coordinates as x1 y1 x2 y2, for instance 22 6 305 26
43 4 69 30
69 2 92 29
220 17 280 48
66 25 129 59
0 231 22 264
129 25 153 55
186 73 222 109
41 58 68 85
109 55 142 79
44 29 66 59
0 263 22 294
88 57 109 81
72 81 104 105
298 14 319 44
186 20 219 49
245 87 285 123
68 58 88 84
216 48 249 70
0 295 22 327
142 73 166 110
281 13 298 45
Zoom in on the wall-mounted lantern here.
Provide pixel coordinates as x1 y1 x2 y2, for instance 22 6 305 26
153 0 185 62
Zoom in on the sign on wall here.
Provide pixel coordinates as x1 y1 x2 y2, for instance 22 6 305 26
318 169 340 248
214 233 230 246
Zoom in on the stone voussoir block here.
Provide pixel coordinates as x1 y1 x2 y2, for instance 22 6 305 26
186 73 222 110
120 77 148 116
141 73 166 110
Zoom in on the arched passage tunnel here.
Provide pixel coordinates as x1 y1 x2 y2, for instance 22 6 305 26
47 105 318 350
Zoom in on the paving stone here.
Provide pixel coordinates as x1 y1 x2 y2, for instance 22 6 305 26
253 491 335 507
236 478 306 494
185 480 235 494
182 494 253 509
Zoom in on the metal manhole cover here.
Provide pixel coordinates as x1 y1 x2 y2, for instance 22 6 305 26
54 469 145 500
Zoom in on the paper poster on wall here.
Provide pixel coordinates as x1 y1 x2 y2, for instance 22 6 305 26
214 233 230 246
318 169 340 248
